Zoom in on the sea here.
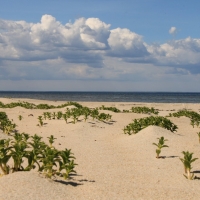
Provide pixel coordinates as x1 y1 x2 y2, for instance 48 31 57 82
0 91 200 103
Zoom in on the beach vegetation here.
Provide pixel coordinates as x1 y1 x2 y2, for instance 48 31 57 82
197 132 200 143
37 116 44 127
46 112 52 120
180 151 198 180
43 112 48 120
0 132 76 180
47 135 57 148
0 138 12 175
122 109 130 113
168 110 200 127
82 107 91 122
123 116 178 135
62 109 71 123
0 101 83 110
152 136 169 158
56 111 63 120
0 119 17 135
99 105 121 113
0 112 8 121
97 113 112 122
90 108 99 120
18 115 23 121
71 108 81 124
131 106 159 115
52 112 56 119
41 107 112 124
0 112 17 135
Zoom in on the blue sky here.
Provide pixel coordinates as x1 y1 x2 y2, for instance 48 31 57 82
0 0 200 91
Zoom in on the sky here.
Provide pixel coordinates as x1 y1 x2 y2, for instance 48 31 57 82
0 0 200 92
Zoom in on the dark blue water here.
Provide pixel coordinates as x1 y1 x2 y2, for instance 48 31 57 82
0 91 200 103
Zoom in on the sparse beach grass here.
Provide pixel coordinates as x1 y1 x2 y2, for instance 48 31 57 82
1 98 200 200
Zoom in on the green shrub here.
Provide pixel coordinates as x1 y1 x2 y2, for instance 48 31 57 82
123 116 178 135
0 112 8 121
36 104 56 109
41 106 112 124
0 132 77 179
153 136 169 158
90 109 99 120
180 151 198 180
97 113 112 122
131 106 159 115
99 105 121 113
0 120 16 135
0 101 83 110
197 132 200 144
37 116 44 127
168 110 200 127
18 115 23 121
56 111 63 120
0 112 16 135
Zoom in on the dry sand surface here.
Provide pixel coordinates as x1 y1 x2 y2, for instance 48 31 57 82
0 98 200 200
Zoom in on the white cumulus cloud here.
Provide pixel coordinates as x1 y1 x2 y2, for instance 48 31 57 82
169 26 177 35
107 28 149 58
0 14 200 83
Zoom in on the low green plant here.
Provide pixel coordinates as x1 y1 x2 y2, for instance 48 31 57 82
0 138 12 175
0 133 77 179
168 110 200 128
56 111 63 120
18 115 23 121
131 106 159 115
58 149 77 179
180 151 198 180
43 112 48 120
0 101 83 110
40 146 76 179
10 133 29 172
46 112 52 120
122 110 130 113
90 109 99 120
52 112 56 120
99 105 121 113
71 108 81 124
82 107 91 122
197 132 200 144
153 137 169 158
62 109 71 123
37 116 44 127
0 112 17 135
40 106 113 125
0 112 8 121
47 135 57 148
123 116 178 135
97 113 112 122
0 119 16 135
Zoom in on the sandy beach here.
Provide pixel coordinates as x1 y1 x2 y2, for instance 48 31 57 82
0 98 200 200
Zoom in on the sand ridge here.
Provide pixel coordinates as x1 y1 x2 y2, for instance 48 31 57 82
0 98 200 199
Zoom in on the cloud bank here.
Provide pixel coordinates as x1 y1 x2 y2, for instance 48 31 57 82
0 15 200 82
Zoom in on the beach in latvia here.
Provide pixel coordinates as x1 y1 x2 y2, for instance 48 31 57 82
0 97 200 200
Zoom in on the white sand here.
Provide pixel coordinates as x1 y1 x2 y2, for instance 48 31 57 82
0 98 200 200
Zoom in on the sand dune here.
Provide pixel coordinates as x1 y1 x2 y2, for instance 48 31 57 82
0 98 200 199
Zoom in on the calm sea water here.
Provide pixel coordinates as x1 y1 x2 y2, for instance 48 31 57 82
0 91 200 103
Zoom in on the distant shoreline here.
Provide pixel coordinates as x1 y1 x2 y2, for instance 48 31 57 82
0 91 200 103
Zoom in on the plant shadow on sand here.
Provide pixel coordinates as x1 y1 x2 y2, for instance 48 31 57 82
189 171 200 180
167 156 179 158
157 156 179 159
55 175 95 187
104 120 116 125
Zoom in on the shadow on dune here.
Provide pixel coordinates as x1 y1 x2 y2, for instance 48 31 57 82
55 177 95 187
